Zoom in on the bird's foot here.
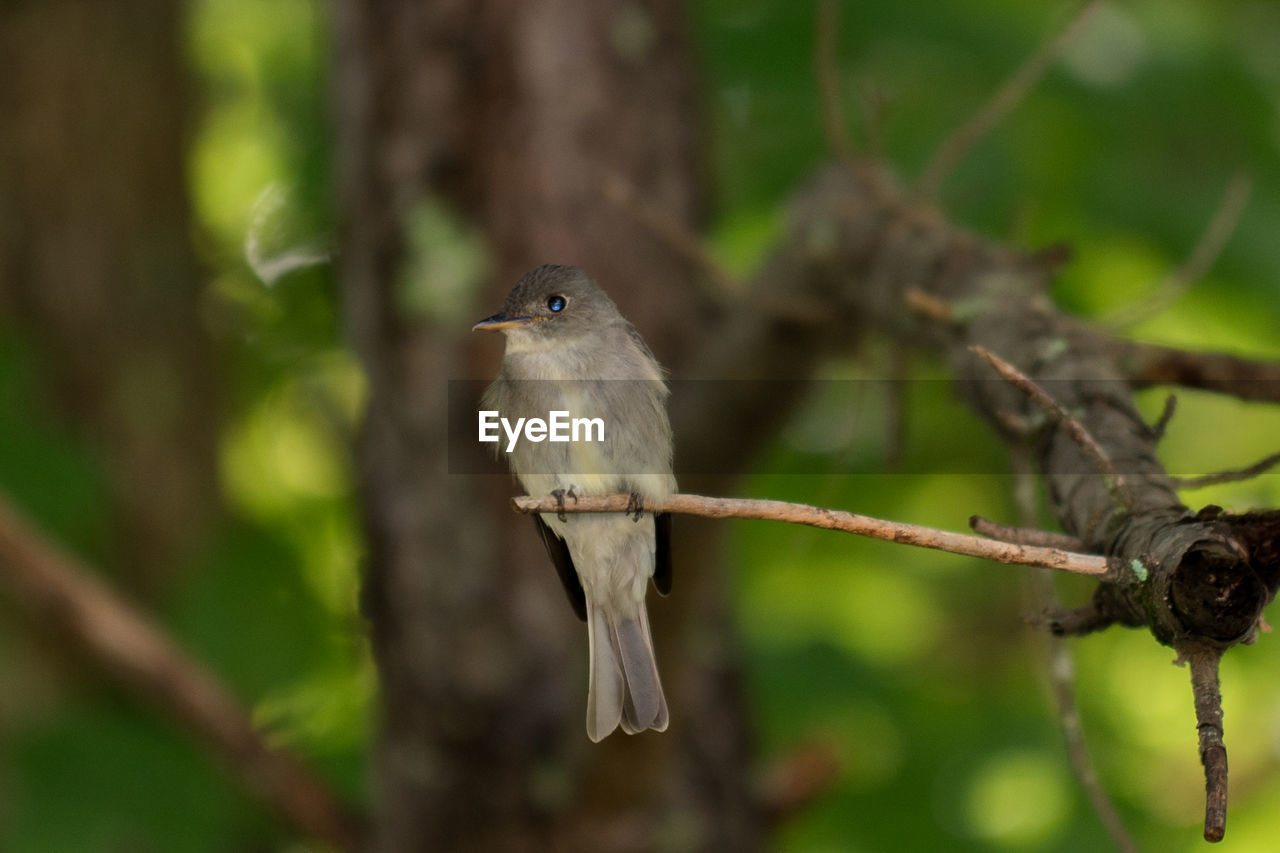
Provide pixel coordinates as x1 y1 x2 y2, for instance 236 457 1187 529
626 492 644 522
551 487 578 523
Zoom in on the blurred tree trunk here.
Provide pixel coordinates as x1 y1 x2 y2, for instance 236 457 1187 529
0 2 219 590
334 0 761 849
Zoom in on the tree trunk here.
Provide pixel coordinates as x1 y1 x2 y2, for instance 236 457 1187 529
334 1 761 849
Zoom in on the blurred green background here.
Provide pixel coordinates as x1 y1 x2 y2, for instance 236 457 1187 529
3 0 1280 850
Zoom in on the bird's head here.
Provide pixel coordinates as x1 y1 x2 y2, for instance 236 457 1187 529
472 265 621 348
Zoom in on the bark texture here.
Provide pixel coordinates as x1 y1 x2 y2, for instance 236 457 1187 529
751 163 1280 652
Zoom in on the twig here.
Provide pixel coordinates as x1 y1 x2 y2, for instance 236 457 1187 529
512 493 1113 576
971 345 1137 510
599 175 839 327
601 173 739 293
970 516 1085 551
1008 448 1139 853
903 287 958 325
1187 647 1228 842
1100 336 1280 404
0 495 362 851
1106 172 1252 329
814 0 856 164
1042 600 1115 636
916 0 1103 198
1047 626 1141 851
1150 394 1178 441
1172 451 1280 490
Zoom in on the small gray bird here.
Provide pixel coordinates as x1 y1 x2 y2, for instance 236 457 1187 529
474 265 675 741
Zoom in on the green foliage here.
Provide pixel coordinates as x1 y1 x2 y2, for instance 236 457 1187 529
0 0 368 849
7 707 276 853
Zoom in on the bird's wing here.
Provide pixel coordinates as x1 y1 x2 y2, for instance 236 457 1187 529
653 512 673 595
532 514 587 621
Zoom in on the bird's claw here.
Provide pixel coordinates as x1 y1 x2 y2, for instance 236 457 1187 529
551 487 578 523
626 492 644 522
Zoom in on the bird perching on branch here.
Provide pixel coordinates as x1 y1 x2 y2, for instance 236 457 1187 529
474 265 675 742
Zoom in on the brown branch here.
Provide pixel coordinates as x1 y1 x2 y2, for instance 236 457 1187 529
970 515 1085 551
971 345 1138 510
1186 647 1228 842
1173 451 1280 490
601 172 845 328
1100 336 1280 403
916 0 1103 198
1048 631 1141 851
1008 448 1139 853
814 0 856 164
0 495 362 851
511 493 1113 576
904 287 958 326
601 172 739 293
1150 394 1178 441
1106 172 1252 329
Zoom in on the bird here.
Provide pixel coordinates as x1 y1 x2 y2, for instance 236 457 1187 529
473 264 675 741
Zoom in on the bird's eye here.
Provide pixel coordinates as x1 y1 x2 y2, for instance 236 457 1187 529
547 295 567 313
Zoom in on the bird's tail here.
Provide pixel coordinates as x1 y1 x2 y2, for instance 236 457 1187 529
586 597 668 742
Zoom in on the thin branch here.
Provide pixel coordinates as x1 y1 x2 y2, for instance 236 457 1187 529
1008 449 1139 853
971 345 1138 510
1187 647 1228 842
1047 628 1141 851
601 172 739 293
0 495 362 851
1042 600 1116 636
512 493 1112 576
970 515 1085 551
1100 336 1280 403
1150 394 1178 441
1106 172 1252 329
904 286 958 326
916 0 1103 198
1173 451 1280 490
814 0 857 164
602 172 838 327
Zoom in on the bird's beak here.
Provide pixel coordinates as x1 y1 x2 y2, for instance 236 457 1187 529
472 312 535 332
